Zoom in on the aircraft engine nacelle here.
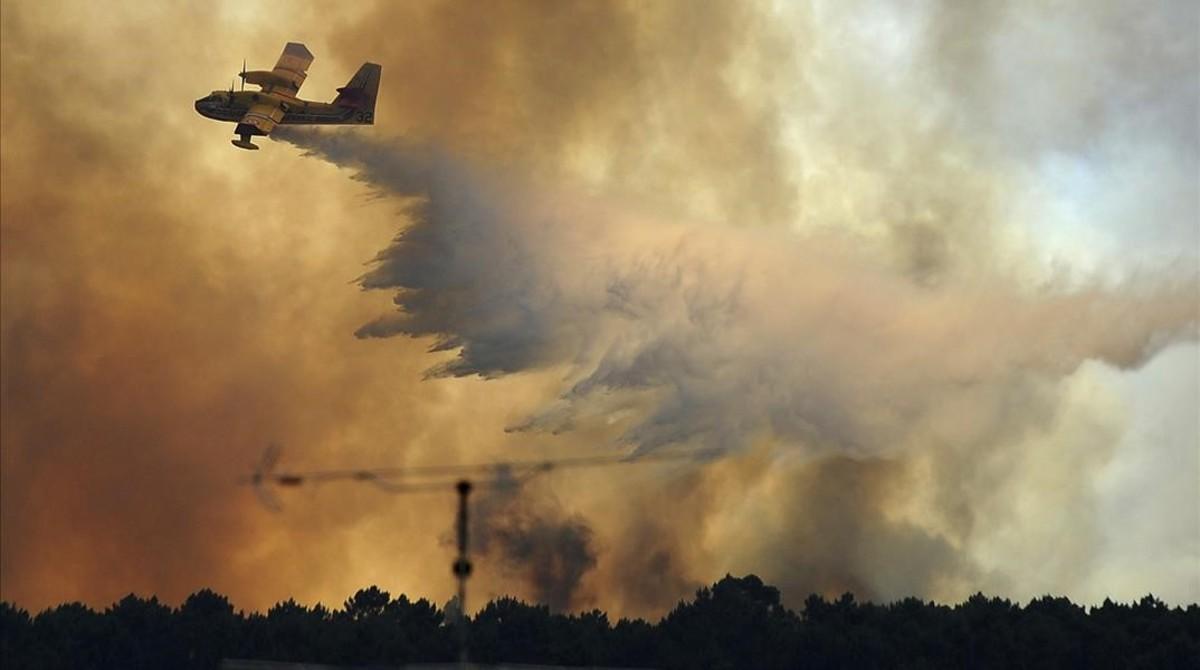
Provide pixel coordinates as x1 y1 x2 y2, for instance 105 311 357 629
240 69 305 91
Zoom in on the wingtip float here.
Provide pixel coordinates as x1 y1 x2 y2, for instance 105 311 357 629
195 42 381 150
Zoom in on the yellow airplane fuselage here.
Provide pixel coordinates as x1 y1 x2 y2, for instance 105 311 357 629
194 90 374 126
196 43 379 149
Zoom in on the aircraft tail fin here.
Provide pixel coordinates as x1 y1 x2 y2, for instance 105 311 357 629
332 62 381 122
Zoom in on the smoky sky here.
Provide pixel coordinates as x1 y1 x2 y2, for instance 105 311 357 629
279 127 1194 450
463 474 598 613
273 120 1195 608
3 0 1198 617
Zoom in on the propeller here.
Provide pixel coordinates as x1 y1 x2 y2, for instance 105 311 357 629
241 58 246 92
227 78 234 106
246 442 285 512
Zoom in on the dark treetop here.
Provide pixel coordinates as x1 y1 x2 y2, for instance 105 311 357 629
3 575 1197 669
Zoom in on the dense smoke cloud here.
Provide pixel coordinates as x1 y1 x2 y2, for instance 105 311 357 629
3 0 1197 617
0 1 458 613
274 123 1195 607
466 476 597 612
279 129 1195 453
324 1 799 228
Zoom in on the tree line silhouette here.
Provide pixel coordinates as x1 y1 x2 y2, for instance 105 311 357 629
2 574 1196 669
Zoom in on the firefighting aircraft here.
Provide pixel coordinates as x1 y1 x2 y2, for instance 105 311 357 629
194 42 380 150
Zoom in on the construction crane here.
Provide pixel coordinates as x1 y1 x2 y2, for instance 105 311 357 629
240 444 718 666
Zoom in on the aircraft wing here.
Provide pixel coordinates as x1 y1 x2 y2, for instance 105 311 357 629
266 42 314 97
238 99 285 137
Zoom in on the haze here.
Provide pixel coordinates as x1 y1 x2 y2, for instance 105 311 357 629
2 0 1197 619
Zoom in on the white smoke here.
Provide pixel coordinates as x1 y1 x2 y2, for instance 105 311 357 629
259 0 1200 613
279 128 1194 460
274 125 1195 607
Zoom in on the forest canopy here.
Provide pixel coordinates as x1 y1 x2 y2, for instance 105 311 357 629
2 574 1197 669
